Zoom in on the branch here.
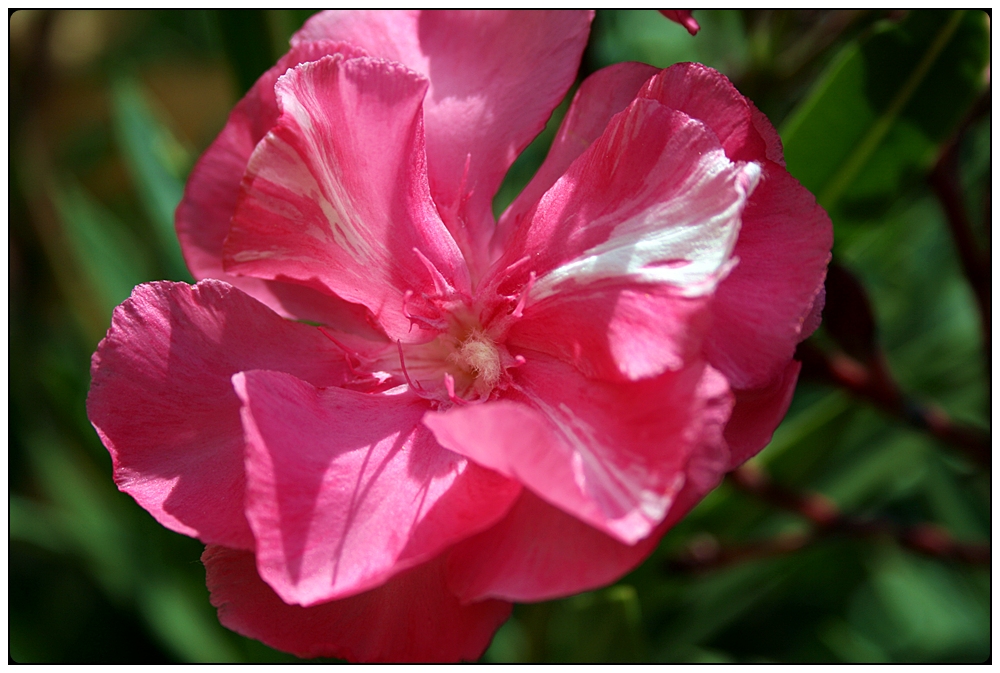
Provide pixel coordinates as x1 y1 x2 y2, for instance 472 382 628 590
928 93 991 359
800 261 990 470
668 464 990 571
798 341 990 470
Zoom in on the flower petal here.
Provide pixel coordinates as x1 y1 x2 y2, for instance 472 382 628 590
493 61 659 257
86 280 359 550
639 63 832 388
293 10 594 276
203 545 512 663
507 282 711 381
424 354 732 544
223 55 468 342
488 96 760 309
660 10 701 36
725 360 802 469
234 369 520 607
446 491 660 603
638 62 779 165
704 168 832 388
176 40 379 328
446 372 732 603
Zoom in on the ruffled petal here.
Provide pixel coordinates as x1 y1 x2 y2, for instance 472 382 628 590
86 280 360 550
639 63 832 388
638 62 777 165
293 10 594 276
424 354 732 544
705 168 832 388
223 55 468 342
446 368 732 603
493 61 659 258
176 40 379 328
234 369 520 607
487 96 760 312
203 546 512 663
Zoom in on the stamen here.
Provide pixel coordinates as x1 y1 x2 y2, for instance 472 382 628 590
413 247 455 297
512 271 536 319
443 373 467 406
396 340 428 396
401 290 448 331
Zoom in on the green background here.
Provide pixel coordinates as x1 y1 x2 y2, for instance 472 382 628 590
9 10 991 663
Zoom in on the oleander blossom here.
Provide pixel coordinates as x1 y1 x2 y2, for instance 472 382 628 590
87 10 831 663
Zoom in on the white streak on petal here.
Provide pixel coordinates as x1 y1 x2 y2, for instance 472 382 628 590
531 157 760 301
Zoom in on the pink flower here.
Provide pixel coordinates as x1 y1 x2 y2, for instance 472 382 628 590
87 10 831 663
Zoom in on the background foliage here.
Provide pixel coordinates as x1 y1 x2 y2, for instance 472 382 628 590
9 10 991 663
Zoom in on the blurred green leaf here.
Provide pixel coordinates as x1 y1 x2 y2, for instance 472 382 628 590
781 10 989 219
483 617 531 662
51 177 153 315
590 10 750 77
653 561 786 659
852 546 990 661
110 76 192 281
139 576 241 663
546 585 646 662
212 10 277 95
15 429 247 663
820 618 891 662
23 430 136 600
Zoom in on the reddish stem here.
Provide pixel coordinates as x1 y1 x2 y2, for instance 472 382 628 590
668 465 990 571
797 341 990 470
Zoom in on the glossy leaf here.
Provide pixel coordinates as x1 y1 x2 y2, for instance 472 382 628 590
781 10 989 219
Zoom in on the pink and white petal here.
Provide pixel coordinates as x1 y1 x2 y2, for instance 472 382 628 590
234 369 520 607
223 55 468 342
203 545 512 663
637 63 831 387
86 280 360 550
638 62 776 166
506 282 711 381
704 168 832 389
487 98 760 309
725 360 802 469
493 61 659 258
293 11 594 276
425 354 732 545
176 40 376 327
446 368 732 603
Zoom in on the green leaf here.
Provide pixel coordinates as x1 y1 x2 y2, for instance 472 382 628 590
139 576 242 662
590 10 750 77
212 10 278 96
781 10 988 220
51 177 154 315
545 585 647 662
110 76 193 281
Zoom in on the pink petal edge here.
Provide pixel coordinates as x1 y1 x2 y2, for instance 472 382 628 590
86 280 359 550
234 369 520 607
204 545 512 662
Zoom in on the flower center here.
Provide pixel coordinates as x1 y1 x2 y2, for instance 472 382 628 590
394 303 519 405
447 329 502 398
